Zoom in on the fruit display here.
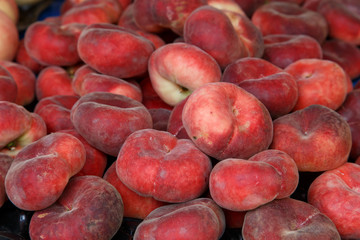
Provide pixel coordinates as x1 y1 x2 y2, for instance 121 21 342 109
1 0 360 239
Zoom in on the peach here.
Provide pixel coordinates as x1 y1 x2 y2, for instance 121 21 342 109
133 198 226 240
139 77 173 110
61 0 122 25
207 0 247 16
15 39 45 75
0 60 36 106
60 129 107 177
5 132 86 211
0 101 47 158
36 65 77 101
251 2 328 43
167 97 190 140
0 153 12 207
308 162 360 239
148 42 222 106
149 0 207 36
262 34 323 69
72 70 143 102
116 129 212 203
104 162 166 219
24 20 84 66
183 5 247 69
270 104 352 172
0 65 17 103
34 95 80 133
221 57 299 118
0 10 19 61
318 0 360 45
242 198 341 239
182 82 273 160
284 58 348 111
29 175 124 240
70 92 153 156
132 0 164 33
322 39 360 80
77 23 155 79
209 149 298 211
337 89 360 160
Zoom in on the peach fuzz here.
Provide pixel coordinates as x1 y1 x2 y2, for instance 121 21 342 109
318 0 360 45
209 149 298 211
284 58 348 111
270 104 352 172
70 92 153 156
133 198 226 240
0 60 36 106
242 198 341 239
0 65 17 103
0 101 47 158
182 82 273 160
308 162 360 239
221 57 298 119
77 23 155 79
35 65 77 101
116 129 212 203
262 34 323 69
183 5 247 69
0 10 18 61
29 175 124 240
103 162 167 219
24 20 84 67
148 42 222 106
34 95 79 133
251 2 328 43
5 132 86 211
0 153 12 207
60 129 107 177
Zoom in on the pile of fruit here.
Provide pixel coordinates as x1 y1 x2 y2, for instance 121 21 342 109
0 0 360 239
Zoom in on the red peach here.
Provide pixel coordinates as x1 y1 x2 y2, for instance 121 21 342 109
36 65 77 101
270 104 352 172
322 39 360 80
104 162 166 219
0 60 36 106
15 39 45 75
183 5 247 69
139 76 173 110
148 42 222 106
308 162 360 239
251 2 328 43
182 82 273 160
34 95 80 133
262 34 323 69
29 175 124 240
242 198 341 239
5 132 86 211
221 57 299 118
133 198 226 240
167 97 190 140
24 20 83 66
0 101 47 157
70 92 153 156
209 149 298 211
77 23 155 79
284 58 348 111
116 129 212 203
